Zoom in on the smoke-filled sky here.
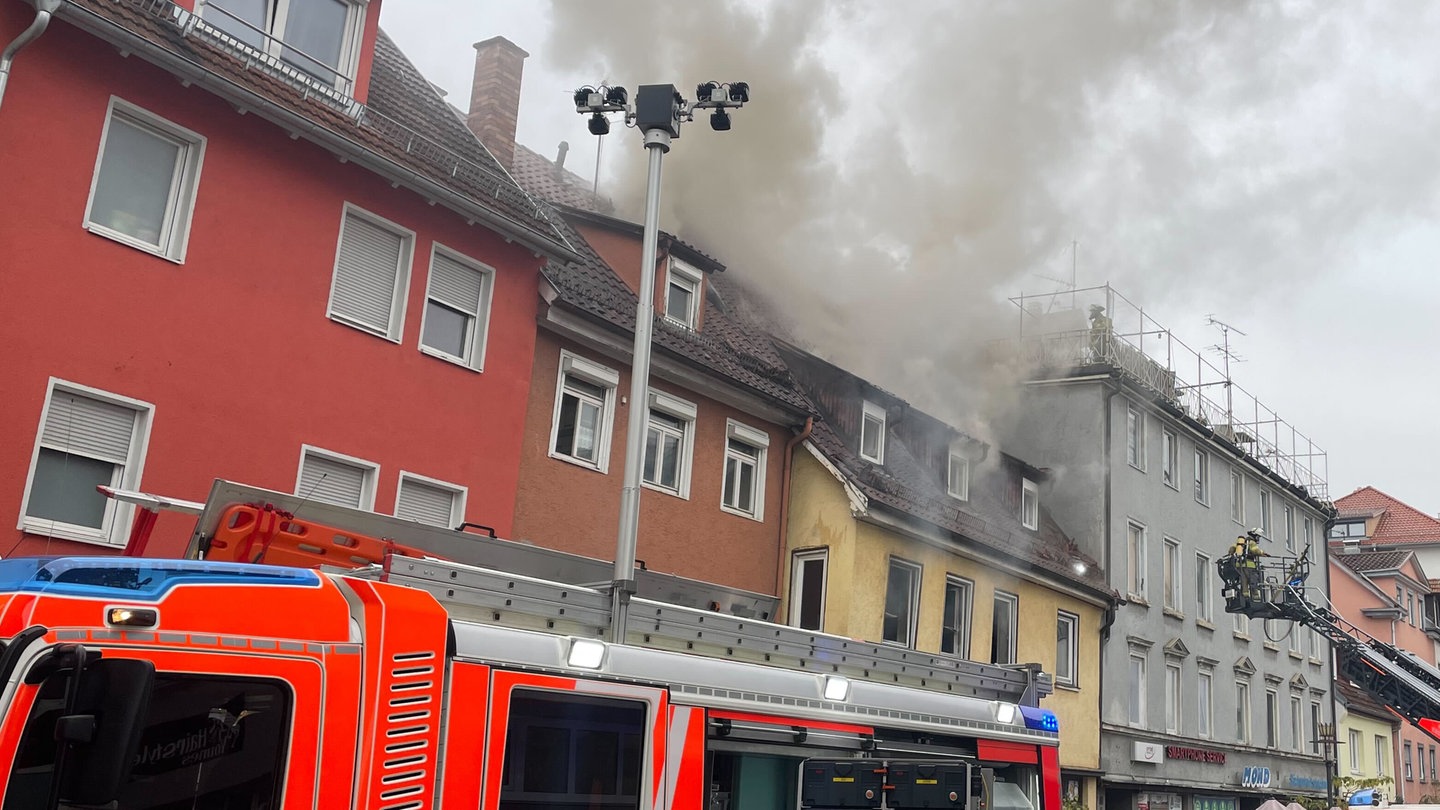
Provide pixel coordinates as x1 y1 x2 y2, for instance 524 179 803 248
382 1 1440 514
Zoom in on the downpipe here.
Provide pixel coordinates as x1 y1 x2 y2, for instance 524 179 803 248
0 0 63 113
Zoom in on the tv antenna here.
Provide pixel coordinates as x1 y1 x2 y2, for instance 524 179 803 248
1205 315 1246 422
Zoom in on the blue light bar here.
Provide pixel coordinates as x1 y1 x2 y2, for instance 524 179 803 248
0 557 320 601
1019 706 1060 733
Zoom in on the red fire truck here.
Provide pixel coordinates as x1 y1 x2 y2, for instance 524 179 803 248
0 481 1062 810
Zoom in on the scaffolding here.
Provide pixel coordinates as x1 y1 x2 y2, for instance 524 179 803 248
1006 284 1329 502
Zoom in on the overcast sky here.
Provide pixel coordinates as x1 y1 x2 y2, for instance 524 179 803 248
380 1 1440 516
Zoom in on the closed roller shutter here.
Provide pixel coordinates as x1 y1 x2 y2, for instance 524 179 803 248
331 212 405 337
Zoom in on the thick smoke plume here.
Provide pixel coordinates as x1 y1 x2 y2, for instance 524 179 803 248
541 1 1440 442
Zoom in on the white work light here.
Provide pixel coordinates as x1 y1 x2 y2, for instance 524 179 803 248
568 638 607 669
823 675 851 702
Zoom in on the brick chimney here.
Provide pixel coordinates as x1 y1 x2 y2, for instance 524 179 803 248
467 36 528 170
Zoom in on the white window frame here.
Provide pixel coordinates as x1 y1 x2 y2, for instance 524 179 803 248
83 97 206 263
295 444 378 510
1126 405 1146 470
642 390 697 499
1127 520 1147 599
860 400 886 464
1265 687 1279 748
1021 478 1039 530
1283 504 1296 553
1194 449 1210 504
1197 670 1213 738
1236 680 1251 744
1128 653 1148 727
1162 429 1178 489
1351 729 1364 774
326 203 414 342
1056 610 1079 688
1290 695 1303 752
1231 468 1245 524
1259 488 1272 537
1163 536 1182 612
196 0 366 94
882 557 922 647
549 351 619 473
394 471 467 529
1165 661 1182 734
720 420 768 520
947 447 970 501
1377 734 1387 774
18 378 155 547
789 548 828 631
1195 550 1214 622
419 243 494 371
1233 608 1249 637
992 591 1019 665
662 257 703 329
942 576 974 658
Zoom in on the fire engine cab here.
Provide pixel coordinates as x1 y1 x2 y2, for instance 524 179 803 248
0 481 1062 810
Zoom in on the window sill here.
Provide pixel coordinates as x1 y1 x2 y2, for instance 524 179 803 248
1055 682 1081 693
719 504 763 522
1126 594 1149 607
1129 462 1146 473
1263 643 1280 652
1195 498 1210 507
420 345 482 373
85 222 185 264
1288 651 1304 660
1163 480 1179 491
1163 608 1185 620
20 522 124 549
1196 619 1215 631
547 450 609 475
1233 632 1251 641
328 312 402 344
642 480 690 500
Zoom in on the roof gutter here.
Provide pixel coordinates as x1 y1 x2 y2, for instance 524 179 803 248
0 0 62 113
53 2 580 264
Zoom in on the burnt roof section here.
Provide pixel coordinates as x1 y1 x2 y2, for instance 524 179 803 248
539 214 814 417
511 143 614 214
774 344 1112 598
57 0 573 259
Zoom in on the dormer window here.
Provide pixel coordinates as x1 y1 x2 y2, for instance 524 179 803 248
947 448 970 501
860 401 886 463
200 0 363 93
663 258 703 329
1329 521 1366 542
1021 478 1039 530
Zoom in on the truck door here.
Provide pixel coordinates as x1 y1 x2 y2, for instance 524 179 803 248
481 670 669 810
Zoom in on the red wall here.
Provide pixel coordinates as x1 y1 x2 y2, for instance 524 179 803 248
0 9 543 557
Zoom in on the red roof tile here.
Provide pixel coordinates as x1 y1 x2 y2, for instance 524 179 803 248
1336 486 1440 545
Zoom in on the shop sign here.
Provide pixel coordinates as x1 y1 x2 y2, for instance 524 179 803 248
1165 745 1226 764
1132 741 1166 763
1194 797 1237 810
1138 791 1183 810
1240 766 1272 788
1287 775 1327 791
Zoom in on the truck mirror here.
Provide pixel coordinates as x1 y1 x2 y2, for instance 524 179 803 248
55 658 155 806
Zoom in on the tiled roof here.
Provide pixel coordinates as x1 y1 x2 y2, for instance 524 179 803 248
59 0 571 257
511 144 612 213
1335 550 1413 575
1337 679 1399 723
777 347 1111 596
538 216 815 416
1336 486 1440 545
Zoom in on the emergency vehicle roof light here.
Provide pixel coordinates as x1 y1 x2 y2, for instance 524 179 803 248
822 675 850 702
1019 706 1060 732
0 557 320 601
992 701 1017 724
568 638 607 669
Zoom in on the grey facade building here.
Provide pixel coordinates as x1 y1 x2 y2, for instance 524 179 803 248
1002 286 1335 810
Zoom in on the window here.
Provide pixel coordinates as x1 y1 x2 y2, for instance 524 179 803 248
1304 626 1316 659
941 577 974 658
420 246 493 370
882 558 921 646
1021 478 1039 530
1197 671 1213 737
1055 611 1079 687
1233 609 1249 636
1128 654 1147 727
1127 521 1147 598
1165 662 1181 734
497 690 646 807
1163 537 1182 611
1162 430 1178 488
1283 505 1295 553
1313 703 1323 754
296 445 377 509
1304 517 1314 547
1350 729 1363 773
1258 489 1272 536
721 421 769 519
395 472 465 528
1127 405 1145 469
947 449 970 500
860 401 886 463
84 98 205 262
1230 469 1245 523
550 352 619 471
1406 741 1414 781
200 0 363 91
6 672 290 808
1236 681 1251 743
662 258 703 329
1410 591 1418 627
1288 624 1300 656
643 391 696 497
1329 521 1367 540
1290 696 1302 751
1265 689 1278 748
1194 449 1210 503
327 205 413 342
19 380 153 546
1429 744 1435 781
1195 551 1214 622
1377 734 1387 773
991 591 1019 665
789 549 827 631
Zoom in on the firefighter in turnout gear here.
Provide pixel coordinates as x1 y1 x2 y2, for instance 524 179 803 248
1232 529 1269 603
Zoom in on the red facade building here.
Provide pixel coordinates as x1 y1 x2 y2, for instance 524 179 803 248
0 0 574 557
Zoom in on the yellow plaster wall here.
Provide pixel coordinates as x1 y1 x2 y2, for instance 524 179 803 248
1339 711 1396 787
782 450 1103 771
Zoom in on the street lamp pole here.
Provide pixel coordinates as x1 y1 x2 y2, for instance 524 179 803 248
574 81 749 643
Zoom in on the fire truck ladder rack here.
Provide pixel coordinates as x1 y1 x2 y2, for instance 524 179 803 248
1218 552 1440 742
188 480 1051 706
